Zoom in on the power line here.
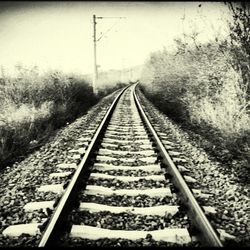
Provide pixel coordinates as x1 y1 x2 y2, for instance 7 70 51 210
96 16 126 19
96 19 121 42
92 15 126 94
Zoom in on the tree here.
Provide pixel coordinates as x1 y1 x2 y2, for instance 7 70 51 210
226 2 250 96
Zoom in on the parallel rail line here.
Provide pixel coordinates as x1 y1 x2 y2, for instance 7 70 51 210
134 88 222 247
3 83 223 247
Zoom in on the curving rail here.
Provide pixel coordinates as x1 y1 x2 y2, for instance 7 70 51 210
133 84 223 247
32 83 223 247
38 85 129 247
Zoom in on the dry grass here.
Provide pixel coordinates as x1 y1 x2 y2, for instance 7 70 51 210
140 40 250 161
186 66 250 138
0 66 98 168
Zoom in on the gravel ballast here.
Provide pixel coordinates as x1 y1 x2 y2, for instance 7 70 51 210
1 84 248 247
137 88 250 246
63 87 193 247
0 90 120 247
70 210 189 230
81 193 177 207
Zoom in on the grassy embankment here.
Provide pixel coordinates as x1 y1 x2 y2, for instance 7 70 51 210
139 4 250 167
0 65 125 169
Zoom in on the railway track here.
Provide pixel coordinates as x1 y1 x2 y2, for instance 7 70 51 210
2 83 223 247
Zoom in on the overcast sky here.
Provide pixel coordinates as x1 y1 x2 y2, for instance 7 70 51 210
0 1 231 75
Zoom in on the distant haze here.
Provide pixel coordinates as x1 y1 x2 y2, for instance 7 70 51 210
0 1 231 77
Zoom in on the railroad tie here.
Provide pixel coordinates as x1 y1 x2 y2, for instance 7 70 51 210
69 225 192 244
84 185 172 197
89 172 166 182
79 202 179 216
93 163 163 173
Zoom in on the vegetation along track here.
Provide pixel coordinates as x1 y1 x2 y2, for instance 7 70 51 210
2 83 228 247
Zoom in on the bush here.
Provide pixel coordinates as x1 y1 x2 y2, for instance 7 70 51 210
139 35 250 162
0 64 127 168
0 66 99 168
97 81 128 97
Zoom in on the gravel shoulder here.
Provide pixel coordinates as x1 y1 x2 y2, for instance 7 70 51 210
0 90 120 247
137 88 250 246
0 86 249 247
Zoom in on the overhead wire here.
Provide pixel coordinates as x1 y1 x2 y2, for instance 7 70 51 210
96 18 122 42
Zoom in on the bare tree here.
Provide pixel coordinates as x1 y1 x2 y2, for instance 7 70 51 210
226 1 250 96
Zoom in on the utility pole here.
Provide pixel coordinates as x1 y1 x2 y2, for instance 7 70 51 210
93 14 98 95
92 14 126 95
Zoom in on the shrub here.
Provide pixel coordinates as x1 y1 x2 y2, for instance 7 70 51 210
0 66 98 168
0 64 126 168
139 35 250 162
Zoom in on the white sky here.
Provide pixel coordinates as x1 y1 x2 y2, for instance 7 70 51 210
0 1 231 75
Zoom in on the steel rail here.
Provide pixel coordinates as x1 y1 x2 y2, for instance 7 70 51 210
133 85 223 247
38 85 130 247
